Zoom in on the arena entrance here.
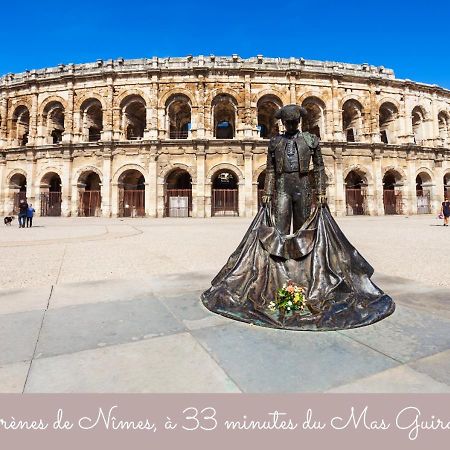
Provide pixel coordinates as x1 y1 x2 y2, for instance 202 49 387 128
416 173 432 214
118 170 145 217
10 173 27 214
78 171 102 217
40 173 62 216
164 169 192 217
345 171 367 215
212 170 239 216
383 170 402 215
257 171 266 209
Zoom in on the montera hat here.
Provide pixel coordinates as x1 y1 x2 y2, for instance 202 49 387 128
274 104 307 121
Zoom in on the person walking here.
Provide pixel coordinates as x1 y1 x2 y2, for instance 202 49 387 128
18 199 28 228
441 198 450 226
26 204 35 228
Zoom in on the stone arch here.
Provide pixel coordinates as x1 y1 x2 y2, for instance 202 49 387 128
382 166 407 182
11 104 30 144
76 168 103 217
158 88 197 109
205 87 243 107
343 164 373 185
165 94 192 139
253 164 267 183
79 97 103 141
415 167 434 183
6 168 28 185
37 167 63 185
160 162 196 184
120 94 147 139
253 89 288 106
210 164 241 216
73 166 103 185
42 100 65 143
206 163 244 184
9 99 32 117
257 94 283 138
339 94 368 111
342 98 365 142
377 96 401 111
301 96 327 139
116 89 150 109
75 92 107 111
38 95 68 117
211 94 238 139
411 105 429 143
438 110 450 144
112 164 147 185
379 101 399 144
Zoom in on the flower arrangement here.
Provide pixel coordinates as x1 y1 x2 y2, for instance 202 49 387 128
268 281 306 313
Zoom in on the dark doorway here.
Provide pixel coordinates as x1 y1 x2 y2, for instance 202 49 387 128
165 169 192 217
212 170 238 216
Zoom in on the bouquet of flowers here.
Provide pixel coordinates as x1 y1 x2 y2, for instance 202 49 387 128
268 280 306 313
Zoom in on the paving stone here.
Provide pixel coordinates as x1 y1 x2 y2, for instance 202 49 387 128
25 333 240 393
0 286 51 315
35 297 185 358
327 365 450 393
50 279 157 309
0 361 30 393
409 349 450 385
192 322 399 393
0 310 43 365
340 304 450 363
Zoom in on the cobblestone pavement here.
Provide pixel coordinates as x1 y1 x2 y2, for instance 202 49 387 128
0 215 449 393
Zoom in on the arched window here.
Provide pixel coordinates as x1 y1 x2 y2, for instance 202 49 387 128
212 94 237 139
379 102 399 144
438 112 450 146
211 169 239 215
78 171 102 217
121 95 146 140
166 94 191 139
342 100 364 142
118 169 145 217
383 170 403 215
40 172 62 216
345 170 367 215
80 99 103 142
412 106 427 144
257 95 282 138
43 101 65 143
302 97 326 139
12 105 30 145
165 169 192 217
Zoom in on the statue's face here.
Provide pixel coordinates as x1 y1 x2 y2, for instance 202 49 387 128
282 119 300 133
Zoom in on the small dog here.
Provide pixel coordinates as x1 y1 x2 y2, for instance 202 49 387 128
4 216 15 225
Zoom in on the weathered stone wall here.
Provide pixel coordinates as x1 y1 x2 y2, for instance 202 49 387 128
0 56 449 218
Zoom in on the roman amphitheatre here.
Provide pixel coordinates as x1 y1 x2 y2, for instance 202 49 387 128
1 55 449 218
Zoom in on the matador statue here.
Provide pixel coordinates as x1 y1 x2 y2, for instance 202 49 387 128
262 104 326 233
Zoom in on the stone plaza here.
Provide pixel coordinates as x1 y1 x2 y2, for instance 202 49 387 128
0 214 449 393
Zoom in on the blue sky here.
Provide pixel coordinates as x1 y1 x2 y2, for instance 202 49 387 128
1 0 449 88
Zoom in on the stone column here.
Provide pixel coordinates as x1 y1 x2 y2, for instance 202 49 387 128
331 79 343 141
101 79 114 141
25 150 37 207
195 147 206 217
289 72 296 104
406 152 417 215
372 150 385 215
147 151 158 217
29 89 38 146
61 150 72 217
195 77 206 139
0 95 8 148
0 157 5 215
101 150 112 217
334 147 345 216
244 149 253 217
63 81 75 143
369 83 380 143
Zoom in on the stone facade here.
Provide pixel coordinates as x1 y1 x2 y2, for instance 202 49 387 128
1 55 449 218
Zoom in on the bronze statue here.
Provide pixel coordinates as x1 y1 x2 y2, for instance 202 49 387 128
262 105 326 233
201 105 395 331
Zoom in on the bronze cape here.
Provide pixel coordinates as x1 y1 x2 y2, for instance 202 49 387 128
201 204 395 331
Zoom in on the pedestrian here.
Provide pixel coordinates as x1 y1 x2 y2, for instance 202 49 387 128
441 197 450 227
18 199 28 228
26 204 35 228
